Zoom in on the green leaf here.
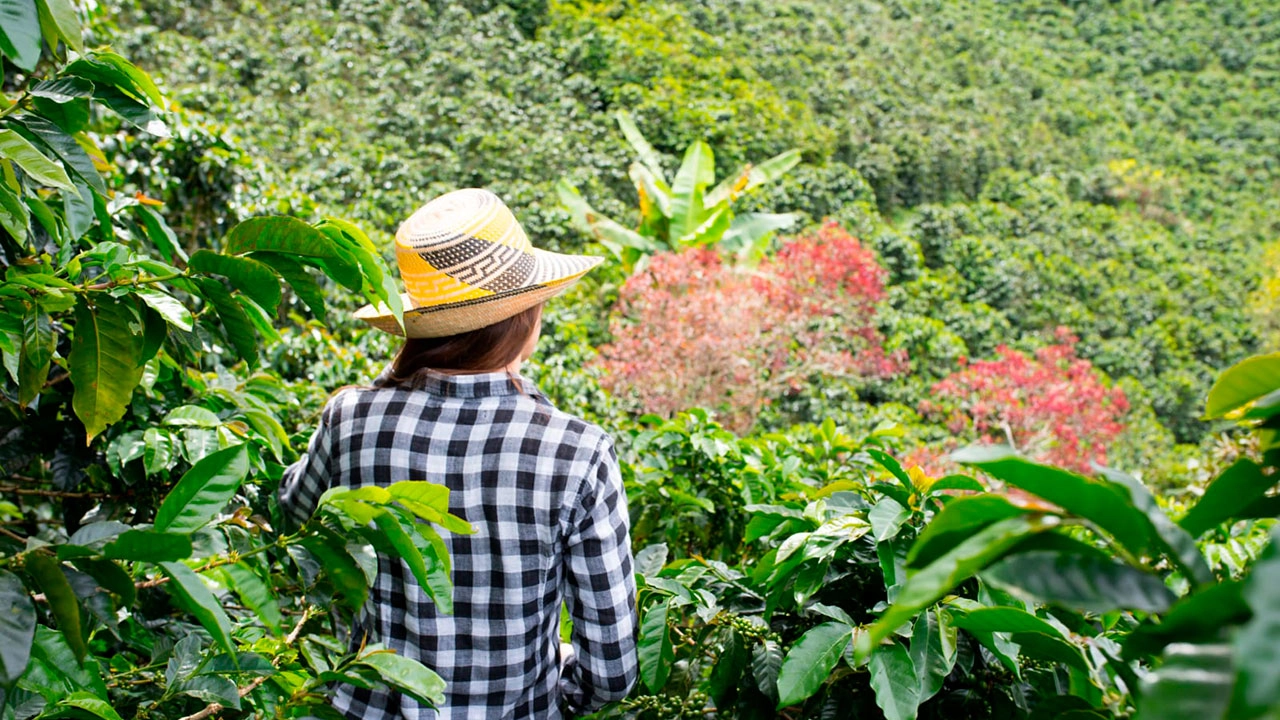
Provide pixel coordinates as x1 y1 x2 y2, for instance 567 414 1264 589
906 494 1025 568
1136 642 1234 720
224 216 361 290
1206 353 1280 419
356 650 446 707
951 607 1089 672
34 0 80 50
69 295 146 443
0 0 42 71
1179 459 1274 538
93 84 169 136
953 446 1152 557
251 252 327 321
102 529 193 563
910 607 956 703
753 638 783 702
0 180 30 239
982 550 1175 614
616 111 668 187
85 51 164 106
1232 529 1280 713
1096 465 1213 586
373 509 455 613
719 212 799 259
154 444 249 534
677 203 731 248
776 621 853 708
14 115 102 193
69 557 135 605
26 554 86 663
163 405 222 428
870 497 909 543
0 569 35 683
196 277 258 366
59 691 125 720
179 674 241 709
17 306 53 407
159 561 235 659
638 601 674 692
188 250 282 313
0 128 73 190
857 514 1044 661
133 287 193 332
30 77 94 104
135 204 186 264
220 562 282 635
1124 580 1248 660
298 536 368 611
556 179 655 261
867 641 921 720
669 140 715 240
929 475 987 493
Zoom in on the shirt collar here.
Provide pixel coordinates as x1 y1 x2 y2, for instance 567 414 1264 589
389 367 539 399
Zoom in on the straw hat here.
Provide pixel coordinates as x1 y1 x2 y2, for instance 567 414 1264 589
355 189 603 338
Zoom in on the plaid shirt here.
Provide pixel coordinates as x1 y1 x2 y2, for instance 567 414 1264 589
278 369 637 719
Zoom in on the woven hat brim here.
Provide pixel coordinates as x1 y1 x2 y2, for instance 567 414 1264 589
355 254 603 338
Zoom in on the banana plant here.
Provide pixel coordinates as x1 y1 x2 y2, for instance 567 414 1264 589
557 111 802 271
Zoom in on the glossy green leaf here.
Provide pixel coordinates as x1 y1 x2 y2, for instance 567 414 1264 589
163 405 222 428
638 601 674 692
1096 465 1213 586
17 307 53 407
777 621 853 708
1232 529 1280 713
953 446 1152 556
858 514 1043 660
389 481 474 535
225 216 361 290
69 557 135 606
34 0 80 50
1136 643 1234 720
371 509 454 613
1179 459 1274 538
910 607 956 703
719 212 799 258
196 277 258 366
868 641 921 720
906 494 1024 568
133 287 193 332
221 562 282 635
0 180 29 239
92 84 168 135
753 637 783 703
59 691 125 720
1205 353 1280 419
870 497 909 543
30 77 93 104
86 51 164 106
159 561 235 659
135 204 186 264
982 550 1175 614
556 179 655 260
154 444 249 533
356 650 446 706
15 115 102 193
179 674 241 709
1124 581 1247 660
928 475 987 493
102 529 193 563
952 607 1089 672
0 128 73 190
188 250 282 313
26 554 86 663
0 0 42 71
0 569 35 683
251 252 327 320
299 536 367 611
69 295 146 443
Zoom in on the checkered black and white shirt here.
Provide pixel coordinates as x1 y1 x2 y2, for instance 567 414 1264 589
278 369 638 719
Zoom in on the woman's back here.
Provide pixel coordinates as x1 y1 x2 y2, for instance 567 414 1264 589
279 370 636 719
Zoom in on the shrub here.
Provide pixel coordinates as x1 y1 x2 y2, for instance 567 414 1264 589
920 328 1130 473
598 223 902 432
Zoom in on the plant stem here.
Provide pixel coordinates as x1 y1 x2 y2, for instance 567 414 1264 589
0 484 111 499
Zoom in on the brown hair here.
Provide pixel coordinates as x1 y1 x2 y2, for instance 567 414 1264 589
381 303 543 387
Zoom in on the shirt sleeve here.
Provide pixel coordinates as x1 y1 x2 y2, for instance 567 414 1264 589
278 399 340 530
559 437 639 713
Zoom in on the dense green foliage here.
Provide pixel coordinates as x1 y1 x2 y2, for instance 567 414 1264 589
3 0 1279 719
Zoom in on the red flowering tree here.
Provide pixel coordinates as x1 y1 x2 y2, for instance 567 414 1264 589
598 222 903 432
918 328 1130 473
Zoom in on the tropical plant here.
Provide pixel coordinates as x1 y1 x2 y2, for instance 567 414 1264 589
0 12 463 720
557 111 801 270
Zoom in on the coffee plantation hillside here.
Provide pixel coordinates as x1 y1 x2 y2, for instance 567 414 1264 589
113 0 1276 453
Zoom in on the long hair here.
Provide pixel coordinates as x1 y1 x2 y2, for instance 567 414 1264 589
381 303 543 386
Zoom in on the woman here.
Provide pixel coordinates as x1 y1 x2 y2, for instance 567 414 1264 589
278 189 638 719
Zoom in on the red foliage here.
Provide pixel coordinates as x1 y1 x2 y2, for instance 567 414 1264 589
918 328 1130 473
599 222 903 432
